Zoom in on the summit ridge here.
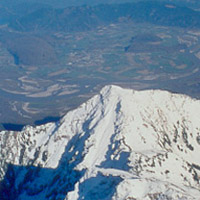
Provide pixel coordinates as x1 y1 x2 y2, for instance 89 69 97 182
0 85 200 199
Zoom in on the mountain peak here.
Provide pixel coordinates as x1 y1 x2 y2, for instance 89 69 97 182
0 85 200 199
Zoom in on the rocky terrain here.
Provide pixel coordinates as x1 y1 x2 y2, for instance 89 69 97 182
0 85 200 199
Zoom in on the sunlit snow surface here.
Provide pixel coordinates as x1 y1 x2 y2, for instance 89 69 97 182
1 85 200 199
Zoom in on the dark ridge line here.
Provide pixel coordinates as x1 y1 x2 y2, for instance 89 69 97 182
1 116 61 131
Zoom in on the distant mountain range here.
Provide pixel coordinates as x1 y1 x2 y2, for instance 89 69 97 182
0 1 200 32
0 85 200 199
1 0 200 9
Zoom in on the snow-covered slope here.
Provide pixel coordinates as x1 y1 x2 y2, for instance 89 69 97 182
1 85 200 200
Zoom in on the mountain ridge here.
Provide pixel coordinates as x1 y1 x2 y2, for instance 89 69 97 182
7 1 200 32
0 85 200 199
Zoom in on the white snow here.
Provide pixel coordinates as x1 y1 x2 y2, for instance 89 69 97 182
1 85 200 199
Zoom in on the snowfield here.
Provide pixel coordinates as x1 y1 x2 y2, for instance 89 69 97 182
1 85 200 200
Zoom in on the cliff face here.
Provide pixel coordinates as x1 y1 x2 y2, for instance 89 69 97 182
0 85 200 200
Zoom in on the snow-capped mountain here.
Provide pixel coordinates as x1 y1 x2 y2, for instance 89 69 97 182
1 85 200 200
